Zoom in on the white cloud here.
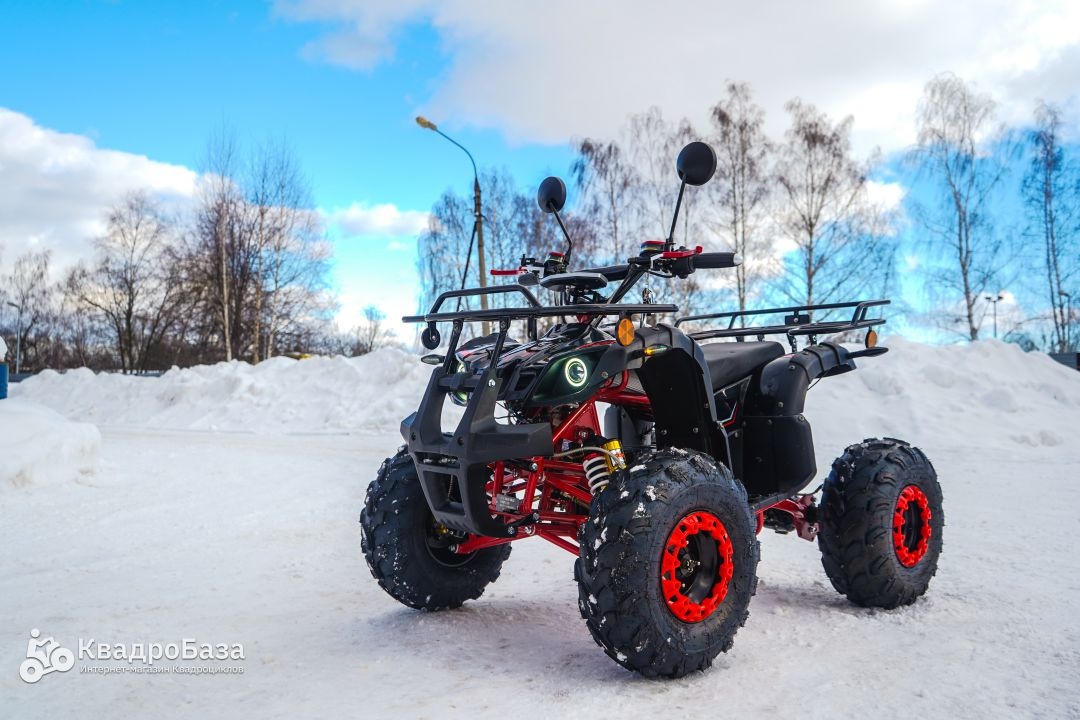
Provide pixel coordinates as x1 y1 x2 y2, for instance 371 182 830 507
324 202 430 237
275 0 431 70
865 180 906 213
277 0 1080 155
0 107 198 274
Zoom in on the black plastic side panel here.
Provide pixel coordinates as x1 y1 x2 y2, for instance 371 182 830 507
739 342 855 498
633 324 720 455
741 415 816 497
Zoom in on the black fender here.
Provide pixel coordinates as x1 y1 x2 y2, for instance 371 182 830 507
739 342 856 499
628 324 731 461
750 342 855 416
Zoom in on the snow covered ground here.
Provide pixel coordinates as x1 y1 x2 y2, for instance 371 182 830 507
2 339 1079 718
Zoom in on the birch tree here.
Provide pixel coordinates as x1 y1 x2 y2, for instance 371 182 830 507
774 99 892 311
1024 101 1078 352
912 73 1009 341
707 82 775 315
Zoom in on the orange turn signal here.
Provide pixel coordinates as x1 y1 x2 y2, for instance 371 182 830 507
616 317 635 346
865 328 878 348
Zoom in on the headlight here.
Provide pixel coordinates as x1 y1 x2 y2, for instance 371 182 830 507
528 350 604 405
564 357 588 388
450 360 469 406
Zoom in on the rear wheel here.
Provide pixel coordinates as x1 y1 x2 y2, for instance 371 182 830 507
576 448 759 678
360 448 511 610
818 438 943 609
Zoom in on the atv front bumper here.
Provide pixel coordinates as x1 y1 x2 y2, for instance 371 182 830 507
401 365 552 538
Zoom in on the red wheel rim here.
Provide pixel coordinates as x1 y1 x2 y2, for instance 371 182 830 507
661 511 734 623
892 484 932 567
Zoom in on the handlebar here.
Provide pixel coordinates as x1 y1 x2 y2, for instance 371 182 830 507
578 250 741 278
691 252 742 269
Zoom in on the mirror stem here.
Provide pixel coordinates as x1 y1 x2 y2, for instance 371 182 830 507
551 208 574 268
666 181 686 250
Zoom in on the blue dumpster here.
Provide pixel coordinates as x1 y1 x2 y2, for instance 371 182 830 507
0 363 7 399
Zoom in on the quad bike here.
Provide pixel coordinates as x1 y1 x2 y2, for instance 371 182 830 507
361 141 943 678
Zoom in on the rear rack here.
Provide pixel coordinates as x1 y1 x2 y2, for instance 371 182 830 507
675 299 889 351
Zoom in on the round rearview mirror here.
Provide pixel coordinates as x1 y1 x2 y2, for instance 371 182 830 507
676 141 717 186
421 324 441 350
537 176 567 213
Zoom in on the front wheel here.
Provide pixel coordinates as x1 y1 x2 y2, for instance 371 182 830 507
576 448 759 678
360 448 511 610
818 438 943 609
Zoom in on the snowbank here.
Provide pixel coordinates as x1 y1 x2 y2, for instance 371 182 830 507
805 338 1080 453
12 348 436 434
0 399 101 490
11 340 1080 450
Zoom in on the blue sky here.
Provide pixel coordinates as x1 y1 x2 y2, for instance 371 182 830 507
0 1 575 327
0 1 573 207
1 0 1077 338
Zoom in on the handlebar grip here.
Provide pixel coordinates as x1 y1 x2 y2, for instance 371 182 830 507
692 252 742 269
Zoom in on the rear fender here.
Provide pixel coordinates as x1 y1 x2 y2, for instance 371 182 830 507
749 341 856 416
739 342 856 498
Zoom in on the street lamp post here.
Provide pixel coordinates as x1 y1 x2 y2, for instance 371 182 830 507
5 301 21 374
416 116 490 336
985 294 1003 339
1061 291 1073 350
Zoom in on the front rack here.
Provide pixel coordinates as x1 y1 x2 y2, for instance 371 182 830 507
675 299 889 350
403 284 676 324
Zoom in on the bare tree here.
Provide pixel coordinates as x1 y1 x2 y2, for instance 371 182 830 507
417 170 550 322
571 138 640 264
185 132 331 362
912 73 1010 341
417 190 473 315
1024 101 1078 352
195 130 248 360
627 107 690 239
247 140 328 360
707 82 775 316
3 250 54 372
355 305 385 354
67 193 181 373
774 99 893 310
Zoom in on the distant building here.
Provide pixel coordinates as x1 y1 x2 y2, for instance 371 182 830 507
1050 353 1080 371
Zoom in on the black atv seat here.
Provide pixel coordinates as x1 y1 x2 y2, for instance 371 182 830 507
699 341 785 389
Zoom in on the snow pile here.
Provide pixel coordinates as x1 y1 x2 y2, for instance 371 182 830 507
0 400 101 490
12 348 436 434
805 338 1080 453
11 340 1080 448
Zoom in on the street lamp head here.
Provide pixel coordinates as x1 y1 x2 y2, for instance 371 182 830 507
415 116 438 131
